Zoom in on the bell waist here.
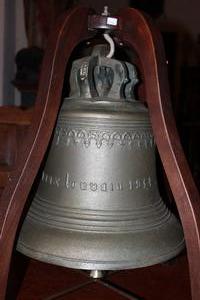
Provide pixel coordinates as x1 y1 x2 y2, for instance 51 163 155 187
26 195 171 233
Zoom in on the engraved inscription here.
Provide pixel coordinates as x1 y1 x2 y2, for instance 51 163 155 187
55 126 154 149
41 171 152 192
42 172 61 187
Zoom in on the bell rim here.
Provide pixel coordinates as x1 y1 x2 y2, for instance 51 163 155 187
17 214 185 271
17 238 185 270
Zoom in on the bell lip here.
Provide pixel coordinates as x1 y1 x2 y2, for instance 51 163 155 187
17 239 185 270
17 215 185 270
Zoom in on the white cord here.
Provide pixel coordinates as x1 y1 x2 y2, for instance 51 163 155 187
103 33 115 58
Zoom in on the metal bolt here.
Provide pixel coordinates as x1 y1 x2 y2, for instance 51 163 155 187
90 270 104 279
102 6 109 16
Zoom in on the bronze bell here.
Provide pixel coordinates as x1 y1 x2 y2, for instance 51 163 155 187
17 44 184 274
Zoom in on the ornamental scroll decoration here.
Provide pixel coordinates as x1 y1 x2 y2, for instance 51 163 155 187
55 126 154 149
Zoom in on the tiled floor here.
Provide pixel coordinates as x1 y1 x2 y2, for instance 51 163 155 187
12 251 191 300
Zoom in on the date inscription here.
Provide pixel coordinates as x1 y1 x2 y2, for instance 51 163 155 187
41 171 153 192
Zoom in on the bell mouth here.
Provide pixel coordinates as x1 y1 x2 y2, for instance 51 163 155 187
17 213 184 271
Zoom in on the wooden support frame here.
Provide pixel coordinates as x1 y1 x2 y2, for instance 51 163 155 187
0 5 200 300
116 8 200 300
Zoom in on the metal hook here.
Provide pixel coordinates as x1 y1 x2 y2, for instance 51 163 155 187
103 33 115 58
101 6 115 58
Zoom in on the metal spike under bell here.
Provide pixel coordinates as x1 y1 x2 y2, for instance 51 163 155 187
17 43 184 273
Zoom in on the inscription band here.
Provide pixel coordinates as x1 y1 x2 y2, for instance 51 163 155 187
41 171 153 192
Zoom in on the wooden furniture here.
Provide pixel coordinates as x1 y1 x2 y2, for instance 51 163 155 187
0 6 200 299
0 107 32 197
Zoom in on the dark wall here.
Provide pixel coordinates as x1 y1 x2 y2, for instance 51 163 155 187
129 0 164 18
